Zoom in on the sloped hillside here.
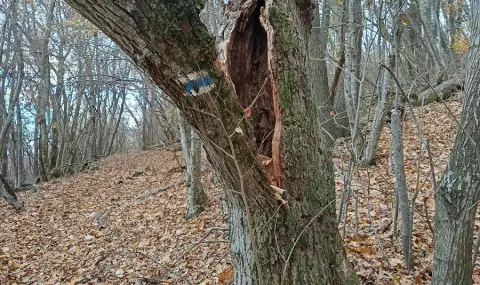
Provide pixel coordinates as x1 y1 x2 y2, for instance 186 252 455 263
0 151 231 285
1 96 479 285
336 97 473 284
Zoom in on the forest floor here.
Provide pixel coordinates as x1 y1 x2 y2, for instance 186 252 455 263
1 95 480 285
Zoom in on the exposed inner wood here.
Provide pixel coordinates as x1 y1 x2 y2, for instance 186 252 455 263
227 0 275 157
260 1 283 188
227 0 283 188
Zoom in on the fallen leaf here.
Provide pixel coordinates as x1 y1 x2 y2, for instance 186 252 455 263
115 268 124 277
244 107 252 118
235 127 243 135
218 266 233 285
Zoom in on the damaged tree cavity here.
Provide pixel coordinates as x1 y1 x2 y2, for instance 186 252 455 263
228 0 273 155
227 0 283 188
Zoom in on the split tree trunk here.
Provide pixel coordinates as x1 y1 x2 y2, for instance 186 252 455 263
432 5 480 285
64 0 357 284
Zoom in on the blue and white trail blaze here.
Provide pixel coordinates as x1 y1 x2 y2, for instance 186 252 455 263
178 72 215 96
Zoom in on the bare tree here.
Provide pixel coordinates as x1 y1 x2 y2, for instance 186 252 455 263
344 0 364 159
179 115 207 220
0 0 23 210
37 0 56 181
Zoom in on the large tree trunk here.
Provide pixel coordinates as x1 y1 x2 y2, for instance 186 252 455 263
64 0 357 284
432 6 480 285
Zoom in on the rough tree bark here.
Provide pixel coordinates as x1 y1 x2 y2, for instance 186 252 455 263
64 0 357 284
186 130 207 219
432 4 480 285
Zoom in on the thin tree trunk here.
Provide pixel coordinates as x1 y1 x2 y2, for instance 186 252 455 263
0 5 23 209
390 110 412 270
310 0 336 146
179 114 192 185
344 0 364 159
185 129 207 219
363 54 392 165
63 59 84 168
50 34 66 170
15 99 23 188
141 88 149 150
106 88 126 156
37 0 56 181
0 38 23 163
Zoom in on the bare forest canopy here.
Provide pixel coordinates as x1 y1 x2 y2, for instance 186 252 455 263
0 0 178 190
1 0 480 284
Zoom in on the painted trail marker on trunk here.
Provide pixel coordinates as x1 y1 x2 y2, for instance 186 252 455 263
178 72 215 96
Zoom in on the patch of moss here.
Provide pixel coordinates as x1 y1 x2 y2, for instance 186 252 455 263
269 6 296 54
153 0 214 65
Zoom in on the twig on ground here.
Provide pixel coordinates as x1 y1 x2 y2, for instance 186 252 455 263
137 167 210 199
380 220 393 234
172 227 228 267
137 277 172 284
423 197 435 237
136 177 185 199
127 248 193 285
94 252 110 266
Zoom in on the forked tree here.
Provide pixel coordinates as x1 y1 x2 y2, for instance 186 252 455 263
63 1 357 284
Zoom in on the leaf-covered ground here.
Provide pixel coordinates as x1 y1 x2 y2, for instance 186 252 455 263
1 96 479 284
335 96 480 284
1 151 231 285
